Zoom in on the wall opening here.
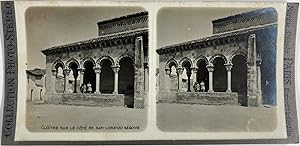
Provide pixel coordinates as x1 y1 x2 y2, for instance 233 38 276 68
69 62 78 93
100 59 114 93
55 63 64 93
119 57 134 108
197 60 209 92
182 61 192 92
213 57 227 92
169 62 178 91
83 60 96 93
232 55 248 106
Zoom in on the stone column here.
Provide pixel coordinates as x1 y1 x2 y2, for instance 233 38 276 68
177 67 183 92
257 58 263 106
191 67 198 92
94 67 101 94
207 65 214 92
134 36 145 108
165 68 171 92
247 34 258 107
225 63 233 93
51 69 57 93
144 64 149 92
112 65 120 94
78 68 84 87
63 69 70 93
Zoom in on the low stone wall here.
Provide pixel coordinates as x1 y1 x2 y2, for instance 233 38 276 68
157 92 178 103
158 92 238 105
44 93 125 107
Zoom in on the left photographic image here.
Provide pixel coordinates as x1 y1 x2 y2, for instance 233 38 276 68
25 6 149 132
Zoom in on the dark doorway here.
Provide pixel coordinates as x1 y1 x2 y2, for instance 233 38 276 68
83 60 96 93
119 57 134 108
197 60 209 92
100 60 114 93
213 57 227 92
232 55 248 106
69 62 78 93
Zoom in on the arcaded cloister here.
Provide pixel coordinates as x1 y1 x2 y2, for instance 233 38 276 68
42 11 148 108
156 8 277 107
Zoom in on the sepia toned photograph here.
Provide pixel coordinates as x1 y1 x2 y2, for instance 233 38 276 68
156 7 278 132
25 6 149 132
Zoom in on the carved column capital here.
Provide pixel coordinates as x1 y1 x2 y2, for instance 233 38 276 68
51 69 57 76
112 65 120 73
176 67 184 75
63 69 71 76
256 59 262 66
93 67 101 74
78 68 85 73
225 63 233 71
165 68 171 75
191 67 198 73
206 65 214 72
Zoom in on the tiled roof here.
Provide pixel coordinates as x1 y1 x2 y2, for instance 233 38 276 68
156 23 276 55
41 28 148 55
26 68 46 76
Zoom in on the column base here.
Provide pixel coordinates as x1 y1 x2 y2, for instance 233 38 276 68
226 90 232 93
134 98 144 109
95 91 101 94
208 90 214 93
248 97 258 107
113 92 118 94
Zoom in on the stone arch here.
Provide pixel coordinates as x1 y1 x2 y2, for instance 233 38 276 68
179 57 193 67
116 53 134 66
194 55 209 67
209 54 228 65
52 59 65 71
80 56 96 68
180 57 193 92
66 58 80 69
165 58 179 69
97 56 115 67
229 51 247 64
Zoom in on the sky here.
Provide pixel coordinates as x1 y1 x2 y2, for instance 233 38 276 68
26 6 145 70
157 7 256 48
26 6 256 70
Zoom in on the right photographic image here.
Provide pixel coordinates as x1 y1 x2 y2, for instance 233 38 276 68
156 7 278 132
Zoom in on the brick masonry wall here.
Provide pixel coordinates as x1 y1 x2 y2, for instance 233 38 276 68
212 8 277 34
98 15 148 36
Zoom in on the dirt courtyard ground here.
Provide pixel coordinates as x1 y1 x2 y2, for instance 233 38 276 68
157 103 277 132
26 103 147 132
26 102 277 133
